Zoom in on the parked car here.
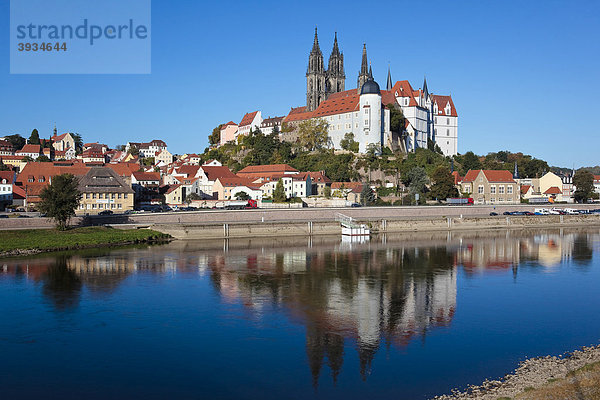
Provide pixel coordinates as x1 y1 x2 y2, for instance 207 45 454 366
98 210 113 215
351 203 362 207
0 215 8 218
503 211 512 215
17 215 31 218
489 212 498 216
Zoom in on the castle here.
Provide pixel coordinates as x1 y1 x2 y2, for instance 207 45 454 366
220 29 459 156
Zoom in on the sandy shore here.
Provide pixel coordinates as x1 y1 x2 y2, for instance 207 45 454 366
434 344 600 399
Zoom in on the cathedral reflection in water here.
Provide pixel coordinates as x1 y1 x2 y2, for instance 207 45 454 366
1 228 597 385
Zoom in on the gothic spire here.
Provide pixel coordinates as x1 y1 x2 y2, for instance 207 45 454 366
386 65 392 91
360 43 368 75
368 64 373 79
423 76 429 99
331 32 340 55
312 26 320 53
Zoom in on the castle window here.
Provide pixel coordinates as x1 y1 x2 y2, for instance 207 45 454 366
447 118 450 124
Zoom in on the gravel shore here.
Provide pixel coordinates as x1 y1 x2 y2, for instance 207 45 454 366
434 344 600 399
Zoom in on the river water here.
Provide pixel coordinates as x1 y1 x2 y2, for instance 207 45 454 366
1 228 600 399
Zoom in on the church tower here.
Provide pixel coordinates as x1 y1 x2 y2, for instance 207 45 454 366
357 44 369 93
326 32 345 96
306 27 326 112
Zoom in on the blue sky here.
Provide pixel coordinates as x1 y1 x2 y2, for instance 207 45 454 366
1 0 599 167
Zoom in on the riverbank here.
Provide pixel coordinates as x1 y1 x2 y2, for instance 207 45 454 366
0 227 171 257
434 344 600 400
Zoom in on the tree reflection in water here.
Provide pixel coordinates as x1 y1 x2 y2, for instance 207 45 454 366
42 256 82 310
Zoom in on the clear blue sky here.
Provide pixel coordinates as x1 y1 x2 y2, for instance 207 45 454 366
1 0 599 167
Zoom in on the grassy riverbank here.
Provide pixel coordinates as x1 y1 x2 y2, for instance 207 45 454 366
513 361 600 399
0 227 171 256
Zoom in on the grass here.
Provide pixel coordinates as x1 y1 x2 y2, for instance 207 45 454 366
0 226 170 254
515 361 600 399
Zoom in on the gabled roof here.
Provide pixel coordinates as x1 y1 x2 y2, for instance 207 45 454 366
544 186 562 195
284 106 314 123
391 81 419 107
312 91 360 118
331 182 363 192
300 171 331 183
17 162 90 185
221 121 238 128
177 165 200 177
462 170 516 183
106 162 141 177
51 133 70 142
431 94 458 117
521 185 532 194
164 184 181 194
261 116 284 126
239 111 259 127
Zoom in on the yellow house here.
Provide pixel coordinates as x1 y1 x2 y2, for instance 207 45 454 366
77 167 135 214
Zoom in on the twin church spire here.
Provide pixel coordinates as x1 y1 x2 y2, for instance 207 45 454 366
306 28 345 112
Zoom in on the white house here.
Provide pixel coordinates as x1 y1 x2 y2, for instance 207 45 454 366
237 111 262 138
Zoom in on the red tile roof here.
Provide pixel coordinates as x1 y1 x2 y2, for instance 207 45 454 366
300 171 331 183
544 186 562 195
312 91 360 118
132 171 160 182
391 81 419 107
0 171 15 184
16 162 90 185
284 106 314 123
238 164 299 175
521 185 532 194
177 165 200 177
239 111 259 127
462 170 515 183
165 184 181 194
331 182 363 191
106 163 141 176
51 133 69 142
201 166 237 181
431 94 458 117
217 176 261 190
12 184 25 199
17 144 41 154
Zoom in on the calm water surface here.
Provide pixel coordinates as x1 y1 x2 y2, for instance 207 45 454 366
1 228 600 399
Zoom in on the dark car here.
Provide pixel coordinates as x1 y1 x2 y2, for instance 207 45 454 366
523 211 534 216
351 203 362 207
17 214 31 218
0 215 8 218
503 211 512 215
98 210 113 215
489 212 498 216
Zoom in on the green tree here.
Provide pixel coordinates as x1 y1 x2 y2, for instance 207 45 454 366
209 124 223 145
461 151 482 174
29 129 40 145
340 132 359 152
273 179 286 202
360 184 375 206
234 191 250 200
297 118 329 151
0 162 10 171
406 167 429 204
127 145 139 156
5 134 25 152
72 133 83 154
323 186 332 198
573 170 594 203
430 166 458 202
38 174 82 230
37 155 51 162
185 192 201 205
21 156 33 162
387 104 406 134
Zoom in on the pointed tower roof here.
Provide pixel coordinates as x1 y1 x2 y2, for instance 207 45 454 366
311 26 321 54
386 66 392 91
368 64 373 79
331 32 340 55
423 76 429 99
360 43 368 75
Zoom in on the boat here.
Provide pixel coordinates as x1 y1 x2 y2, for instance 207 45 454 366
336 213 370 236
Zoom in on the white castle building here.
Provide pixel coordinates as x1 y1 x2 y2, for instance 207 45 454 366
220 29 459 156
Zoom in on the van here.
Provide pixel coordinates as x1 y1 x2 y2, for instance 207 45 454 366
534 208 550 215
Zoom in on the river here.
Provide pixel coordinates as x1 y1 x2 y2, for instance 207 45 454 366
1 228 599 399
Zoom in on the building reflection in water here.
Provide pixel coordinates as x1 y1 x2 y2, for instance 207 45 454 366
0 228 597 386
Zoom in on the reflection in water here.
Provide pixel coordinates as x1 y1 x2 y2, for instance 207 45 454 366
1 228 598 388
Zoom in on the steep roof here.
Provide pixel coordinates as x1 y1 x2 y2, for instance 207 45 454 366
431 94 458 117
312 91 360 118
391 81 419 107
0 171 15 184
78 167 134 193
51 133 70 142
521 185 532 194
239 111 259 127
216 176 262 190
177 165 200 177
17 162 90 185
300 171 331 183
284 106 314 123
106 163 141 177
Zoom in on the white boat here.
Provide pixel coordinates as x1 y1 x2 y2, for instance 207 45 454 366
336 213 370 236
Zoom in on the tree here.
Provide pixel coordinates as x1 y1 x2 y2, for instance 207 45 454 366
340 132 359 153
37 155 51 162
5 134 25 152
406 167 429 204
209 124 222 145
29 129 40 145
185 192 201 205
430 166 458 202
21 156 33 162
360 184 375 206
38 174 82 230
115 144 126 151
127 145 139 156
297 118 329 151
573 170 594 203
323 186 332 198
71 133 83 154
234 191 250 200
387 104 406 134
273 179 286 202
461 151 482 174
